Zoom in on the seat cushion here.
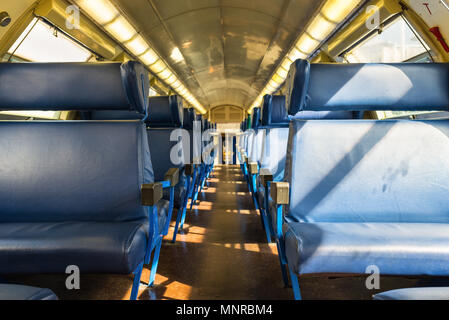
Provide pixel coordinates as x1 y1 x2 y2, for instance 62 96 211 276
373 287 449 300
284 222 449 276
0 284 58 300
0 222 147 274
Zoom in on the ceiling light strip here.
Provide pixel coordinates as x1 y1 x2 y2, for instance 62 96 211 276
74 0 207 114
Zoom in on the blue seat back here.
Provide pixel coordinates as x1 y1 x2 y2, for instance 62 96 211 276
252 107 261 129
285 119 449 223
284 60 449 223
147 95 183 127
246 107 260 159
261 95 289 127
259 94 359 181
0 121 152 223
183 108 197 163
183 108 195 130
0 62 152 223
146 96 187 182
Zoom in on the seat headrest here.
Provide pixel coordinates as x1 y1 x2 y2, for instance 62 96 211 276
183 108 195 130
146 95 183 127
286 59 449 114
201 118 208 130
252 107 261 129
0 61 148 114
261 95 288 127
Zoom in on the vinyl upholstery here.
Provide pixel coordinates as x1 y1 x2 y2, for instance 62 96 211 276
0 284 58 300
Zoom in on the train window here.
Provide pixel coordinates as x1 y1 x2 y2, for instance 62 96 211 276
6 18 92 63
149 87 159 96
343 15 437 120
1 18 92 120
344 16 431 63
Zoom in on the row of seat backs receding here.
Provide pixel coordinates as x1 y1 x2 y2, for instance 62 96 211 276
82 93 209 211
0 62 153 224
86 93 205 173
242 72 365 159
283 59 449 224
247 92 362 176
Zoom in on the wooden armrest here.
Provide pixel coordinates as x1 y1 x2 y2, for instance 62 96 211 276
249 162 259 175
164 168 180 187
271 182 289 205
259 168 273 187
141 183 163 206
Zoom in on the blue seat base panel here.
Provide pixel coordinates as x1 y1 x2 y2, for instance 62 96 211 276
156 199 170 235
373 287 449 300
0 284 58 300
285 222 449 276
163 173 187 209
0 222 147 274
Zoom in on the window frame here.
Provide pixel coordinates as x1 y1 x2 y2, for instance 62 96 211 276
340 14 433 64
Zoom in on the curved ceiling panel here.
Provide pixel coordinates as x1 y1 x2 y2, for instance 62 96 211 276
112 0 325 110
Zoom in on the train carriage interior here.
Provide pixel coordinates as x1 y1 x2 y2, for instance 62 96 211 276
2 0 449 305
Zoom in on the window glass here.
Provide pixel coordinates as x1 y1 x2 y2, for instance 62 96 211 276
345 16 431 63
2 18 92 120
344 16 437 120
149 87 159 96
7 18 92 63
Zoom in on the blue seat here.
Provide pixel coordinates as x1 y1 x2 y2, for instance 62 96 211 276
0 61 164 300
82 106 173 240
247 107 262 163
251 94 362 248
274 59 449 300
196 116 217 198
0 284 58 300
283 120 449 276
373 287 449 300
180 108 201 222
146 96 194 242
191 113 216 209
252 96 290 245
243 107 263 207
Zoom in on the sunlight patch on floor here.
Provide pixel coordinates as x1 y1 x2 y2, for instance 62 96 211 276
225 209 254 215
212 242 278 255
151 274 193 300
165 225 207 243
200 187 217 193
